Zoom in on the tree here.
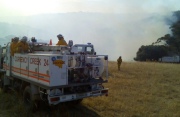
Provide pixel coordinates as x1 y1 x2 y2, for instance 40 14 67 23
135 10 180 61
134 45 168 61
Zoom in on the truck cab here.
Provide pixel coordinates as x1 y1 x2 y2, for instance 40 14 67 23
71 43 96 55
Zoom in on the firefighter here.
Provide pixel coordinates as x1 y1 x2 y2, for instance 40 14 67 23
10 37 19 56
11 38 14 42
10 38 14 56
31 37 37 42
56 34 68 46
117 56 122 71
16 36 29 53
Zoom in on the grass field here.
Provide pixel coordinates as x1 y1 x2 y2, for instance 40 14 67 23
0 62 180 117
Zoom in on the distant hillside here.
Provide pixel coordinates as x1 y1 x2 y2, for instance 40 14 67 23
0 34 15 46
0 22 31 36
0 22 49 46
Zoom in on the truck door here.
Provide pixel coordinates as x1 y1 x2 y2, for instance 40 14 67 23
49 55 68 86
85 46 94 55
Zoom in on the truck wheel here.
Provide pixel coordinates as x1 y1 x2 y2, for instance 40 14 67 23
0 77 8 93
72 99 83 105
0 77 3 89
23 86 38 112
67 99 83 108
75 99 83 104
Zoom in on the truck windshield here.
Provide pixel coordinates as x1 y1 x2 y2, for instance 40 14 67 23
86 46 93 54
77 46 83 52
71 45 94 54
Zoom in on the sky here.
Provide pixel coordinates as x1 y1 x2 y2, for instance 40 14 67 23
0 0 179 16
0 0 180 61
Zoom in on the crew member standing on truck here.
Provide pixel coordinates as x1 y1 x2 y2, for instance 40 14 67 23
117 56 122 71
10 38 14 55
16 36 29 53
10 37 19 56
56 34 68 46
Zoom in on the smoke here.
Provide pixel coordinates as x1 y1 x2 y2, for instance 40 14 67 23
0 11 175 61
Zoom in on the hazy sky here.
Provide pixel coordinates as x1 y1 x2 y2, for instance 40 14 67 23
0 0 180 61
0 0 179 16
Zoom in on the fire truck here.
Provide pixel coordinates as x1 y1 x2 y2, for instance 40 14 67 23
0 40 108 111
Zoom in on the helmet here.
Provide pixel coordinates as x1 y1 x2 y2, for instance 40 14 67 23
31 37 35 39
31 37 37 42
14 37 19 42
57 34 63 38
11 38 14 42
21 36 27 42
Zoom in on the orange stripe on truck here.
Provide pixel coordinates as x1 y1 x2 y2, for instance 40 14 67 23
11 66 50 83
12 66 50 78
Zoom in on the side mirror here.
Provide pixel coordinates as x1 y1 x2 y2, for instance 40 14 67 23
104 56 108 60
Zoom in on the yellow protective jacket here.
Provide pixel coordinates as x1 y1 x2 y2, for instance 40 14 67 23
56 39 68 46
16 41 29 53
117 58 122 65
10 42 18 56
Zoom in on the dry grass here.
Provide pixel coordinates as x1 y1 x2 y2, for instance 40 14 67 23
0 62 180 117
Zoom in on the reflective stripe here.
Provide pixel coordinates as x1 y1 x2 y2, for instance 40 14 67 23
11 66 50 83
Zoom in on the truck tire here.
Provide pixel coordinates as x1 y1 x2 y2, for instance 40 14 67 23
23 86 38 112
0 77 3 89
75 99 83 104
0 76 8 93
72 99 83 105
66 99 83 108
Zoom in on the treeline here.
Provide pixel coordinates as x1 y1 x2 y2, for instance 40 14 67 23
134 11 180 61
